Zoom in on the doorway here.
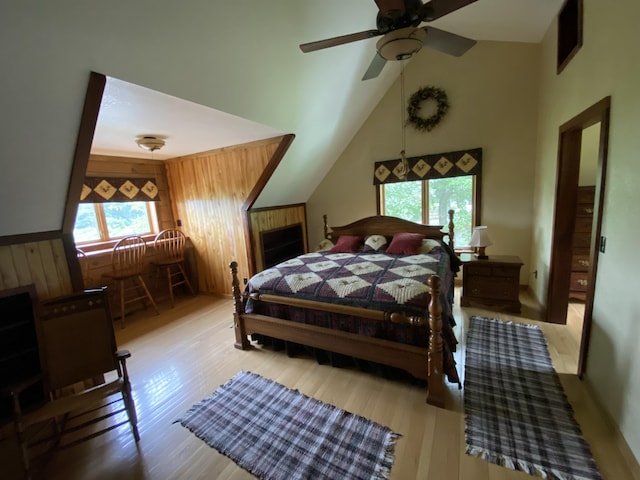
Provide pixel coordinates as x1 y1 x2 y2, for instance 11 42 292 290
545 97 610 377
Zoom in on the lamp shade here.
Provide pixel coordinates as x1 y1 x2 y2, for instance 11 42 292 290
469 226 493 247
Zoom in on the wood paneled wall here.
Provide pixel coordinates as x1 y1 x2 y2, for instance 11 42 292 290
87 154 175 232
249 204 308 273
0 235 73 301
165 138 283 295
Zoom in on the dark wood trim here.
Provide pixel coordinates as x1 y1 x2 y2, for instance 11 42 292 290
545 97 610 378
59 71 106 292
546 128 582 324
62 232 84 292
62 72 106 234
241 134 295 276
242 134 295 213
248 202 305 214
0 230 62 247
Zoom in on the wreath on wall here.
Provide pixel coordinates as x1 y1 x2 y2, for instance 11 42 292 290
407 86 449 132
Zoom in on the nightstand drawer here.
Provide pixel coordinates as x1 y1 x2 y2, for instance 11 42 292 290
465 265 518 278
465 265 492 276
466 277 519 301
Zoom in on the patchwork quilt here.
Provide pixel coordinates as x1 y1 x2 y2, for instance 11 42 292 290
245 247 460 383
246 248 455 325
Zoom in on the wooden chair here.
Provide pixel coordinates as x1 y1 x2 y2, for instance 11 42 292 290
153 229 195 307
4 289 140 479
103 235 159 327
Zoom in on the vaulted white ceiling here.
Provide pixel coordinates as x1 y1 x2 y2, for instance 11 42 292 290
92 0 562 161
0 0 563 236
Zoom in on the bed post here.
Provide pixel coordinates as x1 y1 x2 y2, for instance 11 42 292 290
323 214 329 239
229 261 250 350
447 209 455 250
426 275 445 408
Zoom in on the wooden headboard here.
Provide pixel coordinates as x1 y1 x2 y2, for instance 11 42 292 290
323 212 455 248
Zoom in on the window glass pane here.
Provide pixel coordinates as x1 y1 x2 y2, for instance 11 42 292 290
383 181 422 223
428 176 473 247
73 204 101 243
103 202 152 238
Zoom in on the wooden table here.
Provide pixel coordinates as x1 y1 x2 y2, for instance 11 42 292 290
460 254 523 313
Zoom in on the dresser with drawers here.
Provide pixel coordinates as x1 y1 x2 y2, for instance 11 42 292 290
570 186 595 301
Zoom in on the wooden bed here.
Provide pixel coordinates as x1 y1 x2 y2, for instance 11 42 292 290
229 213 459 407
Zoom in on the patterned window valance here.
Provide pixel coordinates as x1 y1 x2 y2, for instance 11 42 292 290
373 147 482 185
80 177 160 203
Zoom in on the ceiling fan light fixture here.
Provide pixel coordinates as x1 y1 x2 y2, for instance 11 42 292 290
135 135 166 152
376 27 427 61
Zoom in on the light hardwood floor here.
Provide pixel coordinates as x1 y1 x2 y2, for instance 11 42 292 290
1 289 638 479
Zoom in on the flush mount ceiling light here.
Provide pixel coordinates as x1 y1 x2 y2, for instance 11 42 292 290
135 135 166 152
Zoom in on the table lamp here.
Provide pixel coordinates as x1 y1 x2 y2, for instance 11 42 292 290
470 226 492 260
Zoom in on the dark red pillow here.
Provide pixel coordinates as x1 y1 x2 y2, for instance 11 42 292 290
386 232 425 255
330 235 363 253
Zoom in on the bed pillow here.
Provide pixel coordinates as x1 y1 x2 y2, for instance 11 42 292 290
330 235 363 253
417 238 442 254
363 234 388 251
386 232 425 255
315 239 335 252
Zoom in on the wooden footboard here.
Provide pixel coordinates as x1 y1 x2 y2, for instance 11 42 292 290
229 261 446 407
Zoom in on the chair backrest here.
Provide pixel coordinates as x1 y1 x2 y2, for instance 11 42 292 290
37 289 118 392
154 229 187 261
111 235 147 275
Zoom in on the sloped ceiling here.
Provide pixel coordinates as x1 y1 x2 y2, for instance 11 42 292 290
0 0 561 236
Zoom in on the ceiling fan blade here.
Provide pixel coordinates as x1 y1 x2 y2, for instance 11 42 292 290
362 52 387 81
419 0 478 22
422 26 476 57
374 0 406 18
300 29 381 53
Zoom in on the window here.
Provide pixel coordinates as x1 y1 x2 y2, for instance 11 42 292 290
379 176 476 248
74 201 158 244
557 0 583 74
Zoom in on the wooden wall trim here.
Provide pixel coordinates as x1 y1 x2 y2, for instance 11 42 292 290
0 230 62 246
62 71 106 234
242 134 295 213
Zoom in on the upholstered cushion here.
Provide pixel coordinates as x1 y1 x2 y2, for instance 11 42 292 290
363 234 388 251
386 232 425 255
330 235 363 253
417 238 442 254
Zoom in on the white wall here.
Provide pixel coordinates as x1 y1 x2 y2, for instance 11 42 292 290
531 0 640 460
308 41 540 284
0 0 393 236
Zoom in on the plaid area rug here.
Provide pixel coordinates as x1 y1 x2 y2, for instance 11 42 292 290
176 371 400 480
464 316 602 480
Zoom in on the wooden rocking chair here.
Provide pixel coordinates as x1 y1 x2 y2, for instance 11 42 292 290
4 288 140 479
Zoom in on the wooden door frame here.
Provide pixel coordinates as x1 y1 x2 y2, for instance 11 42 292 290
545 96 610 377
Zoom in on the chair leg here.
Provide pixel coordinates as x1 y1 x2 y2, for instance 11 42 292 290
12 394 31 479
137 275 159 314
166 266 175 308
119 279 126 328
178 264 196 295
122 389 140 442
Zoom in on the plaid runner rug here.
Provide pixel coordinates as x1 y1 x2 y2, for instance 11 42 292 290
176 371 400 480
464 316 602 480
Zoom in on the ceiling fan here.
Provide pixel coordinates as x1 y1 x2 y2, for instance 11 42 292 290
299 0 478 80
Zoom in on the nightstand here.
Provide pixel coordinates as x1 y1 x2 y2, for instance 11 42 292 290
460 254 523 313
